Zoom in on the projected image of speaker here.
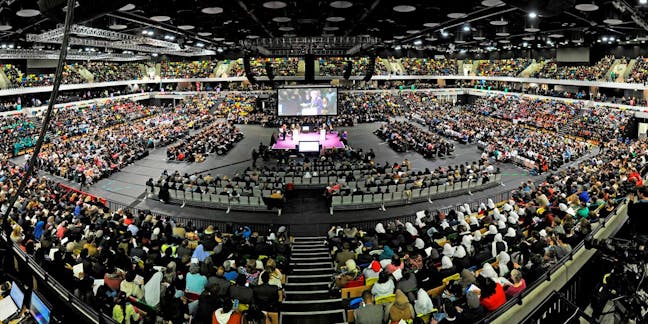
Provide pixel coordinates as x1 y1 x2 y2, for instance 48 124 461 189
277 86 338 116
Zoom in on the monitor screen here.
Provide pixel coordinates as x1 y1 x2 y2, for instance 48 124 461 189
10 281 24 309
298 141 321 153
29 292 51 324
277 87 338 116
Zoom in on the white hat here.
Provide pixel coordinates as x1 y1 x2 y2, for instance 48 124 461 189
503 203 512 212
487 199 496 210
479 203 487 211
559 203 568 212
566 207 576 216
463 204 472 215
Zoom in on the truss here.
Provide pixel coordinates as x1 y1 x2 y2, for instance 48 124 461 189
0 49 149 61
26 25 214 57
240 36 381 56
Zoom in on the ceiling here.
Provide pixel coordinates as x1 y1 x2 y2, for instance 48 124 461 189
0 0 647 57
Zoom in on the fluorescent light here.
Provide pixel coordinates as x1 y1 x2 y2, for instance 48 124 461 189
413 39 422 45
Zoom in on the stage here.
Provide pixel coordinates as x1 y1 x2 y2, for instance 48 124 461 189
272 131 345 150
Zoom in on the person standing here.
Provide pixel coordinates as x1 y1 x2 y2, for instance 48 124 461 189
354 290 386 324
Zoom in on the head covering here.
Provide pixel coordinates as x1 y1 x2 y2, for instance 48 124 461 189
480 263 498 281
559 203 568 212
488 225 498 235
375 223 386 234
469 215 479 226
453 245 467 258
369 260 382 273
497 220 506 230
463 204 472 215
441 256 454 269
389 289 413 321
487 199 496 210
459 205 466 213
493 208 502 220
346 259 357 272
566 208 576 217
414 288 435 315
459 219 470 230
440 219 450 229
405 222 418 236
503 203 512 212
479 203 487 212
473 230 482 242
498 251 511 276
539 229 547 238
505 228 517 238
380 245 394 260
442 243 456 257
491 233 508 258
414 238 425 249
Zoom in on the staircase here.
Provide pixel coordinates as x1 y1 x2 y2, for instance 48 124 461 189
281 236 346 324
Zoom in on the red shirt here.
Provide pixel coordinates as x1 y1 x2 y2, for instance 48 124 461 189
481 283 507 311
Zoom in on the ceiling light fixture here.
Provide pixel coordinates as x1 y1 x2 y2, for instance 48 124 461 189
528 11 537 19
119 3 136 11
201 7 223 14
263 1 287 9
393 5 416 13
326 16 345 22
273 17 291 23
16 5 40 18
413 39 422 45
330 1 353 9
462 25 470 32
178 25 195 30
574 1 599 11
150 16 171 22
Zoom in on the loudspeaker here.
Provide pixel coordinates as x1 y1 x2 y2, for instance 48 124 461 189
343 60 352 80
363 56 376 82
243 56 257 85
265 61 274 80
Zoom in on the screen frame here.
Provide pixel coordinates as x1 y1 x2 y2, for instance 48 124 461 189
298 141 321 153
10 281 24 309
29 291 51 324
276 86 339 117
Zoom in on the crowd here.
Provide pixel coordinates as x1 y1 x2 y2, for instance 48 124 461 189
161 61 219 79
400 58 457 75
330 137 647 323
250 57 299 77
3 148 290 323
533 56 614 81
2 64 83 88
475 59 531 77
375 121 455 159
0 117 39 156
84 62 144 83
469 95 633 142
166 122 243 162
627 57 648 84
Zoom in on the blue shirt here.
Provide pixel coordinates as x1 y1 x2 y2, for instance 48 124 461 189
185 273 207 294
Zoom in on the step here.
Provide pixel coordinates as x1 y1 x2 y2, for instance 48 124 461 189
292 267 334 272
284 289 330 294
284 291 334 302
288 274 333 279
282 298 342 305
292 252 330 256
291 257 330 261
291 243 327 248
281 310 345 324
293 236 327 240
285 281 331 286
292 247 328 251
290 262 333 266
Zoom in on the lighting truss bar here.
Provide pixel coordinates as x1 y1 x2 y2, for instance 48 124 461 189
0 49 149 61
240 36 381 55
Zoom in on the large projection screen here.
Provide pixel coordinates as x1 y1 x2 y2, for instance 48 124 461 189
277 87 338 116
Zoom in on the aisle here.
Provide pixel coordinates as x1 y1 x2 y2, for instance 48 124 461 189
281 236 346 324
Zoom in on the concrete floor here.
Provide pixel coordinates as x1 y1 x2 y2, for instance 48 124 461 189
23 121 536 235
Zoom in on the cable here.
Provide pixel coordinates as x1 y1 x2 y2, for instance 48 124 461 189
1 0 75 234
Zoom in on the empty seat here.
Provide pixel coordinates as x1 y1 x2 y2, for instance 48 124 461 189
342 195 353 205
352 195 363 204
332 196 342 206
362 194 373 203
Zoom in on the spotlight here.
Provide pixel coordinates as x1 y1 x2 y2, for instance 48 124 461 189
462 24 470 32
641 0 647 4
413 39 422 45
602 36 608 41
528 11 538 19
440 30 448 37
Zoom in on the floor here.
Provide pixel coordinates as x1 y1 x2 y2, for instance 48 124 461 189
24 122 533 235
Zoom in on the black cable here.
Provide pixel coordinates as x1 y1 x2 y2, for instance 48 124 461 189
2 0 75 234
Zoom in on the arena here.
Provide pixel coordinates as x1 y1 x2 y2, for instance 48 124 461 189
0 1 647 324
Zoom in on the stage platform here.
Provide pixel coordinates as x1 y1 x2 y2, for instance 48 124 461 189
272 131 345 150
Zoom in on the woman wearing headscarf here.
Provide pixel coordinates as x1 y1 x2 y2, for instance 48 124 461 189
375 223 386 234
387 289 414 324
497 251 513 277
480 263 512 286
404 222 418 237
371 271 395 298
484 225 498 244
413 288 435 316
363 259 382 279
452 246 470 272
504 227 520 247
469 215 480 231
491 233 508 258
441 243 455 257
462 235 474 257
439 256 456 279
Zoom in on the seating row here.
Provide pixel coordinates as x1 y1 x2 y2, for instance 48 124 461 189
331 174 501 212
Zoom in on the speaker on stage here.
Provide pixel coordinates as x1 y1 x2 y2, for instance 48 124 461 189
343 60 353 80
243 56 257 85
364 55 376 81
